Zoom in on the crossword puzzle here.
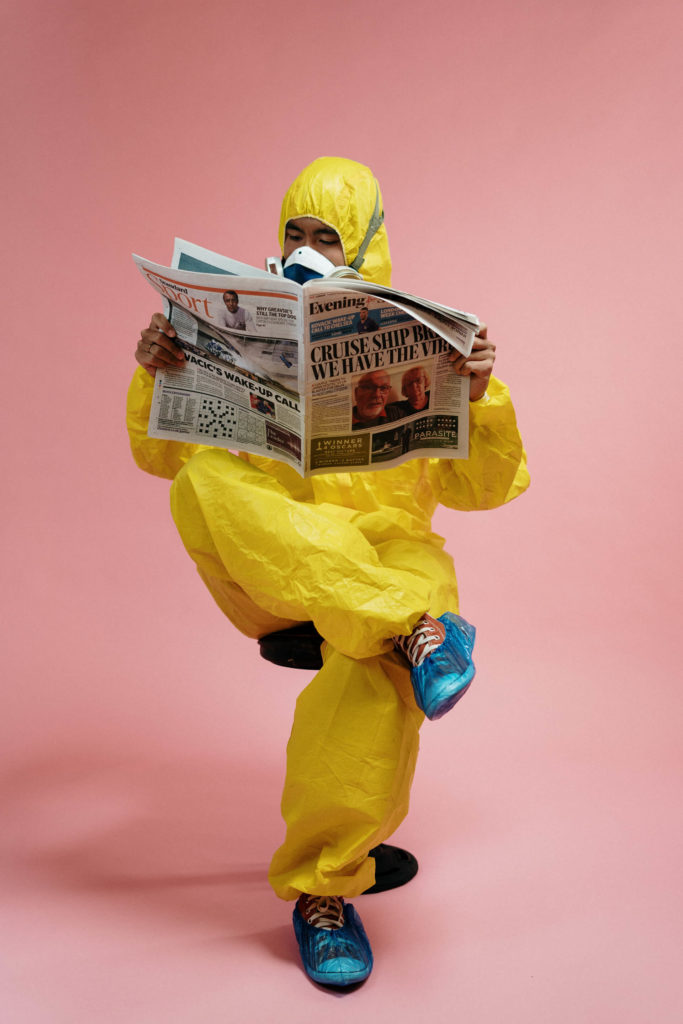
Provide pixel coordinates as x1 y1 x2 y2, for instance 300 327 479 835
196 397 238 439
196 397 264 443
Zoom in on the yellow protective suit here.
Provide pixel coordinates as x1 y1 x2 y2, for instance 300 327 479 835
126 156 530 900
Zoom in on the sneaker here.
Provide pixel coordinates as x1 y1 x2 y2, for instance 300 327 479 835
393 612 447 666
396 612 476 720
293 895 373 987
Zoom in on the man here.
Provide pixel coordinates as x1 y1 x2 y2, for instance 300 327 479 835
398 365 430 414
128 156 529 989
215 289 256 332
354 304 379 333
352 369 403 429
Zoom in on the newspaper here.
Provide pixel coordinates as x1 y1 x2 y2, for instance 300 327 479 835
133 240 480 477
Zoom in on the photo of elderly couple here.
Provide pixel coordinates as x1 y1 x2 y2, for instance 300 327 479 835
351 365 431 430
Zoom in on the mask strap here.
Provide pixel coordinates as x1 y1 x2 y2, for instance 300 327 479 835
349 184 384 272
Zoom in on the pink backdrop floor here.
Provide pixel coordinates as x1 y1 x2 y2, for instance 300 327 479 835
2 1 682 1021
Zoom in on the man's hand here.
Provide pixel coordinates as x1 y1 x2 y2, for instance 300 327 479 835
448 325 495 402
135 313 186 377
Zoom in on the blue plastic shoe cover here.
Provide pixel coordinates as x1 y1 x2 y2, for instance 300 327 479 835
293 901 373 987
410 612 476 720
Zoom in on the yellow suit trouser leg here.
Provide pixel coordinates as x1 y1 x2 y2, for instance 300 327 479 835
268 645 424 900
170 449 439 657
170 449 461 900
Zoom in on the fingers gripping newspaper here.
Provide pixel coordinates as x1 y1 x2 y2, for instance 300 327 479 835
133 240 480 477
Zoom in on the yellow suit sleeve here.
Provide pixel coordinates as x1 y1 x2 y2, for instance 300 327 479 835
430 376 530 511
126 366 213 480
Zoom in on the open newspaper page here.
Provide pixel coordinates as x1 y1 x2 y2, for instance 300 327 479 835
303 287 473 475
133 240 481 476
133 254 307 473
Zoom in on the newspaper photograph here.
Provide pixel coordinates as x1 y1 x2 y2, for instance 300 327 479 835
134 241 479 477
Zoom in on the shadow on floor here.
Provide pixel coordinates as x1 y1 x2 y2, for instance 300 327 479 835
0 746 294 961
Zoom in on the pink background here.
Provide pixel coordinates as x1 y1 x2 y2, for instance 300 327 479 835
2 0 682 1019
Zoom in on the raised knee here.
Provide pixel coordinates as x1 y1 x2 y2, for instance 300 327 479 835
173 448 241 499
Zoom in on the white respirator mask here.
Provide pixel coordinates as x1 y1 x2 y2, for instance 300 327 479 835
283 246 337 283
265 247 362 283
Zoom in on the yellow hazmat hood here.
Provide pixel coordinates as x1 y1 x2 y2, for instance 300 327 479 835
278 157 392 286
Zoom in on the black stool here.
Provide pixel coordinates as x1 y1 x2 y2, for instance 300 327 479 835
258 621 324 670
